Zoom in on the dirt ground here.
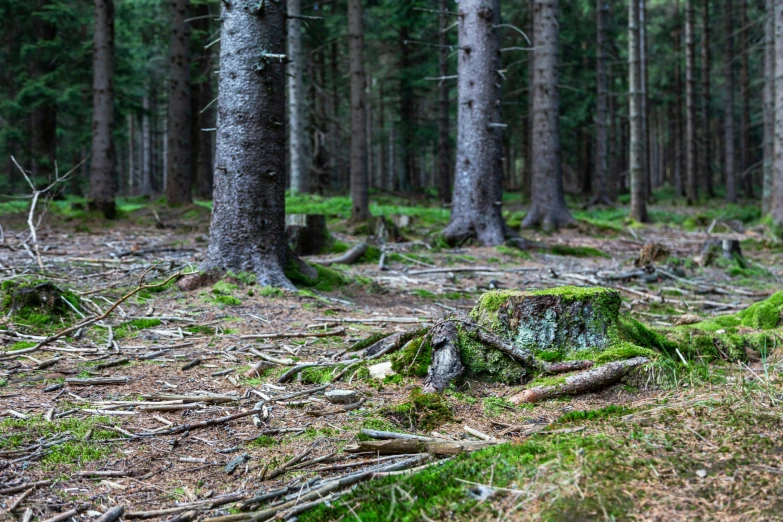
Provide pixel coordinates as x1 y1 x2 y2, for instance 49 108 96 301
1 202 782 521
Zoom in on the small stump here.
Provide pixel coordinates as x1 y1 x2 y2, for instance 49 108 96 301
286 214 328 256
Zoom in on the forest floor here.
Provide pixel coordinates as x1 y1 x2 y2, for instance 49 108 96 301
1 192 782 521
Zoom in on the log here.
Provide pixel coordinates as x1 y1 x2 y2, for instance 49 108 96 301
344 438 498 455
95 506 125 522
312 243 368 266
65 377 129 386
285 214 328 256
509 356 649 404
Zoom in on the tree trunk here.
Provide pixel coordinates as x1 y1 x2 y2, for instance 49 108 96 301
141 93 153 195
127 114 135 194
640 0 650 198
685 0 698 203
166 0 192 205
701 0 714 197
191 1 215 199
30 0 57 180
739 0 753 198
437 0 452 204
629 0 647 221
592 0 611 205
348 0 369 221
442 0 507 245
724 0 737 203
202 0 308 288
399 25 418 193
522 0 574 230
89 0 116 219
288 0 306 194
762 0 775 213
771 0 783 225
673 0 684 197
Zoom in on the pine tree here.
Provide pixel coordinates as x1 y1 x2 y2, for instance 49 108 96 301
348 0 369 221
166 0 192 205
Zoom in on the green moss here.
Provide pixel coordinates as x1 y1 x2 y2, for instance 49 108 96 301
259 286 285 298
384 388 454 432
125 318 162 330
212 281 239 295
527 374 567 388
496 245 533 260
357 417 399 440
349 332 389 351
213 295 242 306
9 340 37 351
359 245 383 263
299 366 334 384
617 316 677 353
227 271 258 285
285 260 352 292
482 396 515 417
555 405 632 424
737 291 783 329
391 336 432 378
457 327 526 384
590 342 658 363
412 289 437 299
549 245 611 258
247 435 277 448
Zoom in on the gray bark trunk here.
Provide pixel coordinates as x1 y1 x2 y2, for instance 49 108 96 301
763 0 775 213
685 0 698 203
201 0 296 288
437 0 452 204
629 0 647 221
191 1 215 199
288 0 306 194
521 0 574 230
89 0 117 218
724 0 737 203
443 0 507 245
772 0 783 225
31 0 57 180
640 0 650 197
740 0 752 198
141 93 153 195
701 0 714 197
349 0 369 220
593 0 611 205
127 114 135 194
166 0 192 205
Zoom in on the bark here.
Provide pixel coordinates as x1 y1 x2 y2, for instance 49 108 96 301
31 0 57 179
89 0 117 219
522 0 574 230
141 93 153 195
640 0 650 197
127 114 135 193
166 0 193 205
740 0 752 198
437 0 452 204
424 322 465 393
288 0 306 194
349 0 369 220
629 0 648 221
685 0 698 203
701 0 714 197
285 214 328 256
762 0 775 213
772 0 783 225
592 0 611 205
202 0 309 288
673 0 684 197
724 0 737 203
191 1 215 199
399 24 418 192
442 0 508 245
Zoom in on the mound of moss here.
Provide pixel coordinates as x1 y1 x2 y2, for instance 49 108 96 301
1 280 79 330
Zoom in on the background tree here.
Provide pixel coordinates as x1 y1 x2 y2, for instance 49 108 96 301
592 0 611 206
348 0 369 221
437 0 452 204
772 0 783 225
724 0 737 203
629 0 648 221
700 0 714 197
685 0 697 203
166 0 192 205
288 0 306 194
763 0 775 213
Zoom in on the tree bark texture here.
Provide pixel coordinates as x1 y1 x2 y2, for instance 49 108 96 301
673 0 684 197
724 0 737 203
191 1 215 199
89 0 117 219
288 0 306 194
640 0 650 197
701 0 714 197
202 0 295 287
31 0 57 179
522 0 574 230
166 0 192 205
772 0 783 225
141 93 153 195
593 0 611 205
763 0 775 213
685 0 698 204
629 0 647 221
437 0 452 204
443 0 507 245
349 0 369 221
740 0 752 198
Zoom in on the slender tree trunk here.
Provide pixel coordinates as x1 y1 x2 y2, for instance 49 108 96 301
141 93 153 195
685 0 698 203
399 25 417 192
31 0 57 179
127 114 135 194
191 1 215 199
348 0 369 220
629 0 648 221
701 0 714 197
608 66 619 201
378 82 386 190
443 0 507 244
166 0 192 205
437 0 452 204
763 0 775 213
673 0 684 196
522 0 573 230
724 0 737 203
202 0 308 287
593 0 611 205
288 0 306 194
771 0 783 224
740 0 753 198
89 0 116 218
640 0 650 198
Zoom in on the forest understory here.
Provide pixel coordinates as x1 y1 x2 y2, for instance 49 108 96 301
1 193 782 522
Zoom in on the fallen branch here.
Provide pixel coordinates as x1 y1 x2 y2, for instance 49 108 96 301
344 438 499 455
311 243 368 266
138 408 262 437
240 328 345 340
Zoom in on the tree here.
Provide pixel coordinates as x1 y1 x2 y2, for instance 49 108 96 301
771 0 783 225
190 0 215 200
30 0 57 179
763 0 775 213
701 0 714 197
202 0 312 287
522 0 574 230
739 0 752 198
724 0 737 203
443 0 507 244
437 0 451 204
685 0 698 203
592 0 612 206
288 0 306 194
348 0 369 221
628 0 648 221
89 0 116 219
166 0 192 205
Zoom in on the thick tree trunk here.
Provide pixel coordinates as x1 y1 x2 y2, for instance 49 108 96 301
592 0 611 205
166 0 192 205
772 0 783 225
522 0 574 230
763 0 775 213
349 0 369 221
724 0 737 203
437 0 452 204
89 0 116 218
202 0 305 288
740 0 752 198
442 0 507 245
288 0 306 194
629 0 648 221
701 0 714 197
685 0 698 204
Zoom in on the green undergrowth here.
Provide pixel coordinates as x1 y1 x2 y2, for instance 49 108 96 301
383 388 454 432
285 260 352 292
549 244 610 258
1 279 80 332
390 336 433 378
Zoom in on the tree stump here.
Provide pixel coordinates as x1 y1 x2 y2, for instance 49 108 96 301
700 239 744 267
285 214 328 256
8 282 68 316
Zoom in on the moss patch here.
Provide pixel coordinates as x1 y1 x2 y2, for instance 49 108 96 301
384 388 454 432
285 260 352 292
